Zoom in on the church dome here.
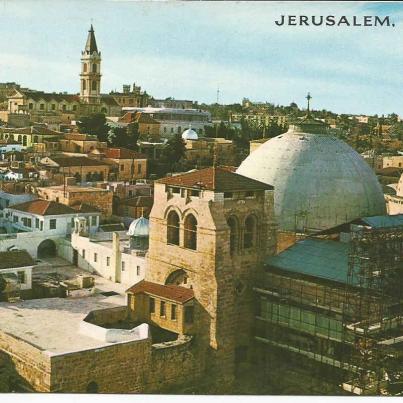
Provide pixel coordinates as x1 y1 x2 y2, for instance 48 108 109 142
127 216 149 237
236 118 386 232
182 127 198 141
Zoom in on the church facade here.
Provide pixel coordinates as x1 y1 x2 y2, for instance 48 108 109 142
7 25 121 123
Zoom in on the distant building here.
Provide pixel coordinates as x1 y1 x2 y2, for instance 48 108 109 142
110 83 151 108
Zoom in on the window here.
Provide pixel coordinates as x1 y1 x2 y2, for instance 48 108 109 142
62 104 66 112
28 103 33 110
73 105 77 111
171 187 180 194
35 218 39 229
167 210 180 245
245 191 255 198
40 221 43 231
227 217 238 255
92 63 97 73
190 190 200 197
49 219 57 230
17 271 26 284
40 103 44 110
224 192 233 199
138 164 142 174
55 197 59 203
136 266 140 276
149 297 155 314
13 215 18 223
122 261 125 271
83 63 87 72
92 81 97 91
91 216 97 226
94 253 97 262
51 104 56 111
120 164 124 171
82 80 86 91
160 301 166 317
171 304 177 320
106 256 110 266
184 214 197 250
244 215 256 249
185 306 194 324
82 249 86 259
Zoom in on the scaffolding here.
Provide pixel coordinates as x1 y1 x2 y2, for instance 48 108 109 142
341 226 403 395
254 225 403 395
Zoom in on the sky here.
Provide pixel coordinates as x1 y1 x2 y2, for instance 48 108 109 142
1 0 403 115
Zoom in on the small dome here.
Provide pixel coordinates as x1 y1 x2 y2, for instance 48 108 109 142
182 127 198 141
127 216 149 237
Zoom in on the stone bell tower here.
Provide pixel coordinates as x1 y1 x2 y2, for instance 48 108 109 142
146 167 277 392
80 25 101 105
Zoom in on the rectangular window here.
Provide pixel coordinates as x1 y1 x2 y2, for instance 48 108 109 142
49 219 57 229
26 218 32 228
149 297 155 314
35 218 39 229
171 187 180 194
171 304 177 320
91 216 97 226
40 103 44 110
122 261 125 271
224 192 233 199
190 189 200 197
160 301 166 317
28 103 33 110
136 266 140 276
138 164 142 174
51 104 56 111
245 191 255 198
106 256 110 266
185 306 194 324
94 253 97 262
40 221 43 231
17 271 26 284
82 249 85 259
13 216 18 223
120 164 124 171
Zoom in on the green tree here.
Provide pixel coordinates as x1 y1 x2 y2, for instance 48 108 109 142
77 113 109 142
107 127 127 147
126 122 140 150
162 133 186 171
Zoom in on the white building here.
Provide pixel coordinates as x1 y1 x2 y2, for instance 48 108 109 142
0 199 100 258
0 250 35 293
71 216 148 286
0 140 25 155
122 106 212 138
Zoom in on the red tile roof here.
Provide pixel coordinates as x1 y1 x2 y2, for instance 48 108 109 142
157 166 273 192
9 199 77 216
126 280 194 304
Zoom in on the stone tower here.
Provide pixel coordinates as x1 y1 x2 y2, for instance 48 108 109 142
80 25 101 105
146 167 277 391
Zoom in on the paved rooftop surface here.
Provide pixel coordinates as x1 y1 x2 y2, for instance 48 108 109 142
0 261 132 356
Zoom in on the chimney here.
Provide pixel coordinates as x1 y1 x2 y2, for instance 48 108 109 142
111 232 122 283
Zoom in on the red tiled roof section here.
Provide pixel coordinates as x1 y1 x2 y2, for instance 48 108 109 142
157 166 274 192
0 250 35 270
126 280 194 304
9 199 77 216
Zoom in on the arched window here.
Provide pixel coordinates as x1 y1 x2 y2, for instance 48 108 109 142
184 214 197 250
92 80 97 91
244 215 257 249
92 63 97 73
33 135 38 143
83 64 87 73
167 211 180 245
8 134 14 140
22 136 27 146
227 216 238 255
17 135 22 143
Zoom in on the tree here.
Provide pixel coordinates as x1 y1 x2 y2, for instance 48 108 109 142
77 113 109 142
107 122 140 149
162 133 186 171
126 122 140 150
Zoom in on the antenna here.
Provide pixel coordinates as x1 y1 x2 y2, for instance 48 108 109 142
306 92 312 116
216 86 220 104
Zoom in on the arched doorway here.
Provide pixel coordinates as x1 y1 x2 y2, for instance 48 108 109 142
86 381 99 393
37 239 56 258
165 269 189 287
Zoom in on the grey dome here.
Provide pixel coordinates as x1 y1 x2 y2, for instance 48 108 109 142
127 216 149 237
237 120 386 232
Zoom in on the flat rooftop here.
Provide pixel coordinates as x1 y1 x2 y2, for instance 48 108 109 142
38 185 110 193
0 295 130 356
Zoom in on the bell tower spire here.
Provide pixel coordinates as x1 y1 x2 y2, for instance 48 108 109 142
80 24 101 105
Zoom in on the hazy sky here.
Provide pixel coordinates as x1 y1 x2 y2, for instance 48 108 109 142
1 1 403 115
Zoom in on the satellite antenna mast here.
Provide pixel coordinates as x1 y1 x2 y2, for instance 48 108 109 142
216 86 220 104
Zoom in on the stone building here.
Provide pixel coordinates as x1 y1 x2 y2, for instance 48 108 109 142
37 184 113 217
0 166 277 393
110 83 151 108
7 25 121 123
